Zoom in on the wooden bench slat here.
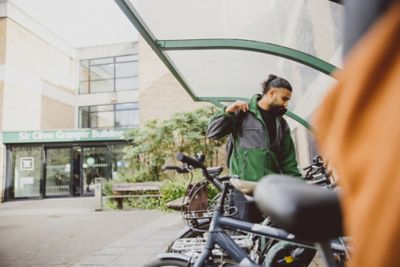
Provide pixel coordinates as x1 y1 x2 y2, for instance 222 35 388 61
109 182 163 209
108 195 161 199
112 189 160 193
112 187 160 191
166 196 188 210
112 182 161 192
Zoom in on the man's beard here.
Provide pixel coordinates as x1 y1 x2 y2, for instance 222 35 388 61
269 104 287 116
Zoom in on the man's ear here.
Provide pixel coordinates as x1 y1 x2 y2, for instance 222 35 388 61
267 88 276 97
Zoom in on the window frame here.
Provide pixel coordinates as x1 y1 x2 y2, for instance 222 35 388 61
79 54 139 94
78 102 139 129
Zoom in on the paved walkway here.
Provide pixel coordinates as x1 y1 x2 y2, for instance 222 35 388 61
0 197 184 267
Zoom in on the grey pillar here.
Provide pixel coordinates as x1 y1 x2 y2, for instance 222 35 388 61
94 178 103 211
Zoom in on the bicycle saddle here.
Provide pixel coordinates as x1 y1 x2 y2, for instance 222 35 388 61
254 174 343 242
206 166 223 177
230 178 257 196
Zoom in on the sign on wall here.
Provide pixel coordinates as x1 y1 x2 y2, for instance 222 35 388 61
2 128 134 144
20 177 34 185
20 157 34 170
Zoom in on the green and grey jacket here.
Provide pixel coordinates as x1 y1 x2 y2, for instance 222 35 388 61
207 94 301 181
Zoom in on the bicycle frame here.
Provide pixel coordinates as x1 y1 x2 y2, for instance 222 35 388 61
164 154 346 267
192 184 341 267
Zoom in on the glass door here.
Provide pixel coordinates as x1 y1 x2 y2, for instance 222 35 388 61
11 146 42 198
82 146 109 195
45 148 71 197
72 147 82 196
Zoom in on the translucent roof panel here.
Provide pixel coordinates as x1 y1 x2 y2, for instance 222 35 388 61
130 0 343 66
166 49 337 122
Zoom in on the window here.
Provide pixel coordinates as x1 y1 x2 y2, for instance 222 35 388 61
79 55 138 94
79 103 139 128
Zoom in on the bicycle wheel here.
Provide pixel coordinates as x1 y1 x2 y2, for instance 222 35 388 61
179 221 210 238
145 257 190 267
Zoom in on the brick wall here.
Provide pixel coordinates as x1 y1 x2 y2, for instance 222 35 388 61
138 37 210 126
41 96 74 129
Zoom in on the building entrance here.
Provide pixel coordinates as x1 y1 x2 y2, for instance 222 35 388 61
3 133 129 201
44 146 110 197
3 128 129 200
82 146 109 196
44 147 86 197
45 148 72 197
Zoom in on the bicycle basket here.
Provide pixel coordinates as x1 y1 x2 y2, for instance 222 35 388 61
182 180 212 224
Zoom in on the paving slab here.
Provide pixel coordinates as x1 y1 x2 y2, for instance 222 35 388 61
0 197 324 267
0 197 184 267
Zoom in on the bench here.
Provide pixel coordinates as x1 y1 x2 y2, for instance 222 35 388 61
166 196 188 210
110 182 162 209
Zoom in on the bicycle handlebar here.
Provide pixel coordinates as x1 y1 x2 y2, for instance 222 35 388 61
176 153 205 169
176 152 224 191
162 165 189 174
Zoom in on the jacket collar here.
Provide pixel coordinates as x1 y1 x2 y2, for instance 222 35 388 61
248 94 268 129
249 94 263 113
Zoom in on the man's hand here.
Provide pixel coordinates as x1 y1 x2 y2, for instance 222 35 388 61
225 100 249 114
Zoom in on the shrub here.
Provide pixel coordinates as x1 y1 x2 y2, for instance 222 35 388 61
121 107 226 182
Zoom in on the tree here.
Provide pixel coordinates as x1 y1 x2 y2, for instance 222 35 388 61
122 107 225 182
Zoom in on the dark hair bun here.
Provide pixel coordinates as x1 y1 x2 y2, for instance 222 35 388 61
267 74 277 81
262 74 292 93
262 74 277 89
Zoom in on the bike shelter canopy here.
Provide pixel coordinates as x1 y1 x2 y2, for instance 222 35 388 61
115 0 344 129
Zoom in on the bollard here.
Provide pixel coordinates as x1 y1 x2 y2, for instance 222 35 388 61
94 178 103 211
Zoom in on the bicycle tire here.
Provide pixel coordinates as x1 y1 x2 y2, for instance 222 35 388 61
180 222 210 238
144 258 190 267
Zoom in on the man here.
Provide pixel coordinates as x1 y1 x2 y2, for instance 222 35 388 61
207 74 301 223
207 74 301 183
207 74 315 265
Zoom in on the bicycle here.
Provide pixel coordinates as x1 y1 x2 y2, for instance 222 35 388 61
146 154 349 267
165 154 279 259
163 154 233 248
303 155 335 187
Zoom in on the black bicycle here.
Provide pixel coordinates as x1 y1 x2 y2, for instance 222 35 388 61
146 154 349 267
165 154 289 259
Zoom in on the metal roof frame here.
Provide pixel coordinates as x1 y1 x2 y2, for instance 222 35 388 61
115 0 342 130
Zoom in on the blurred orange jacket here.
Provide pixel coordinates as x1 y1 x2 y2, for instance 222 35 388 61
314 3 400 267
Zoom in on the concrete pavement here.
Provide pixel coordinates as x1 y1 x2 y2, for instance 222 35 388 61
0 197 184 267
